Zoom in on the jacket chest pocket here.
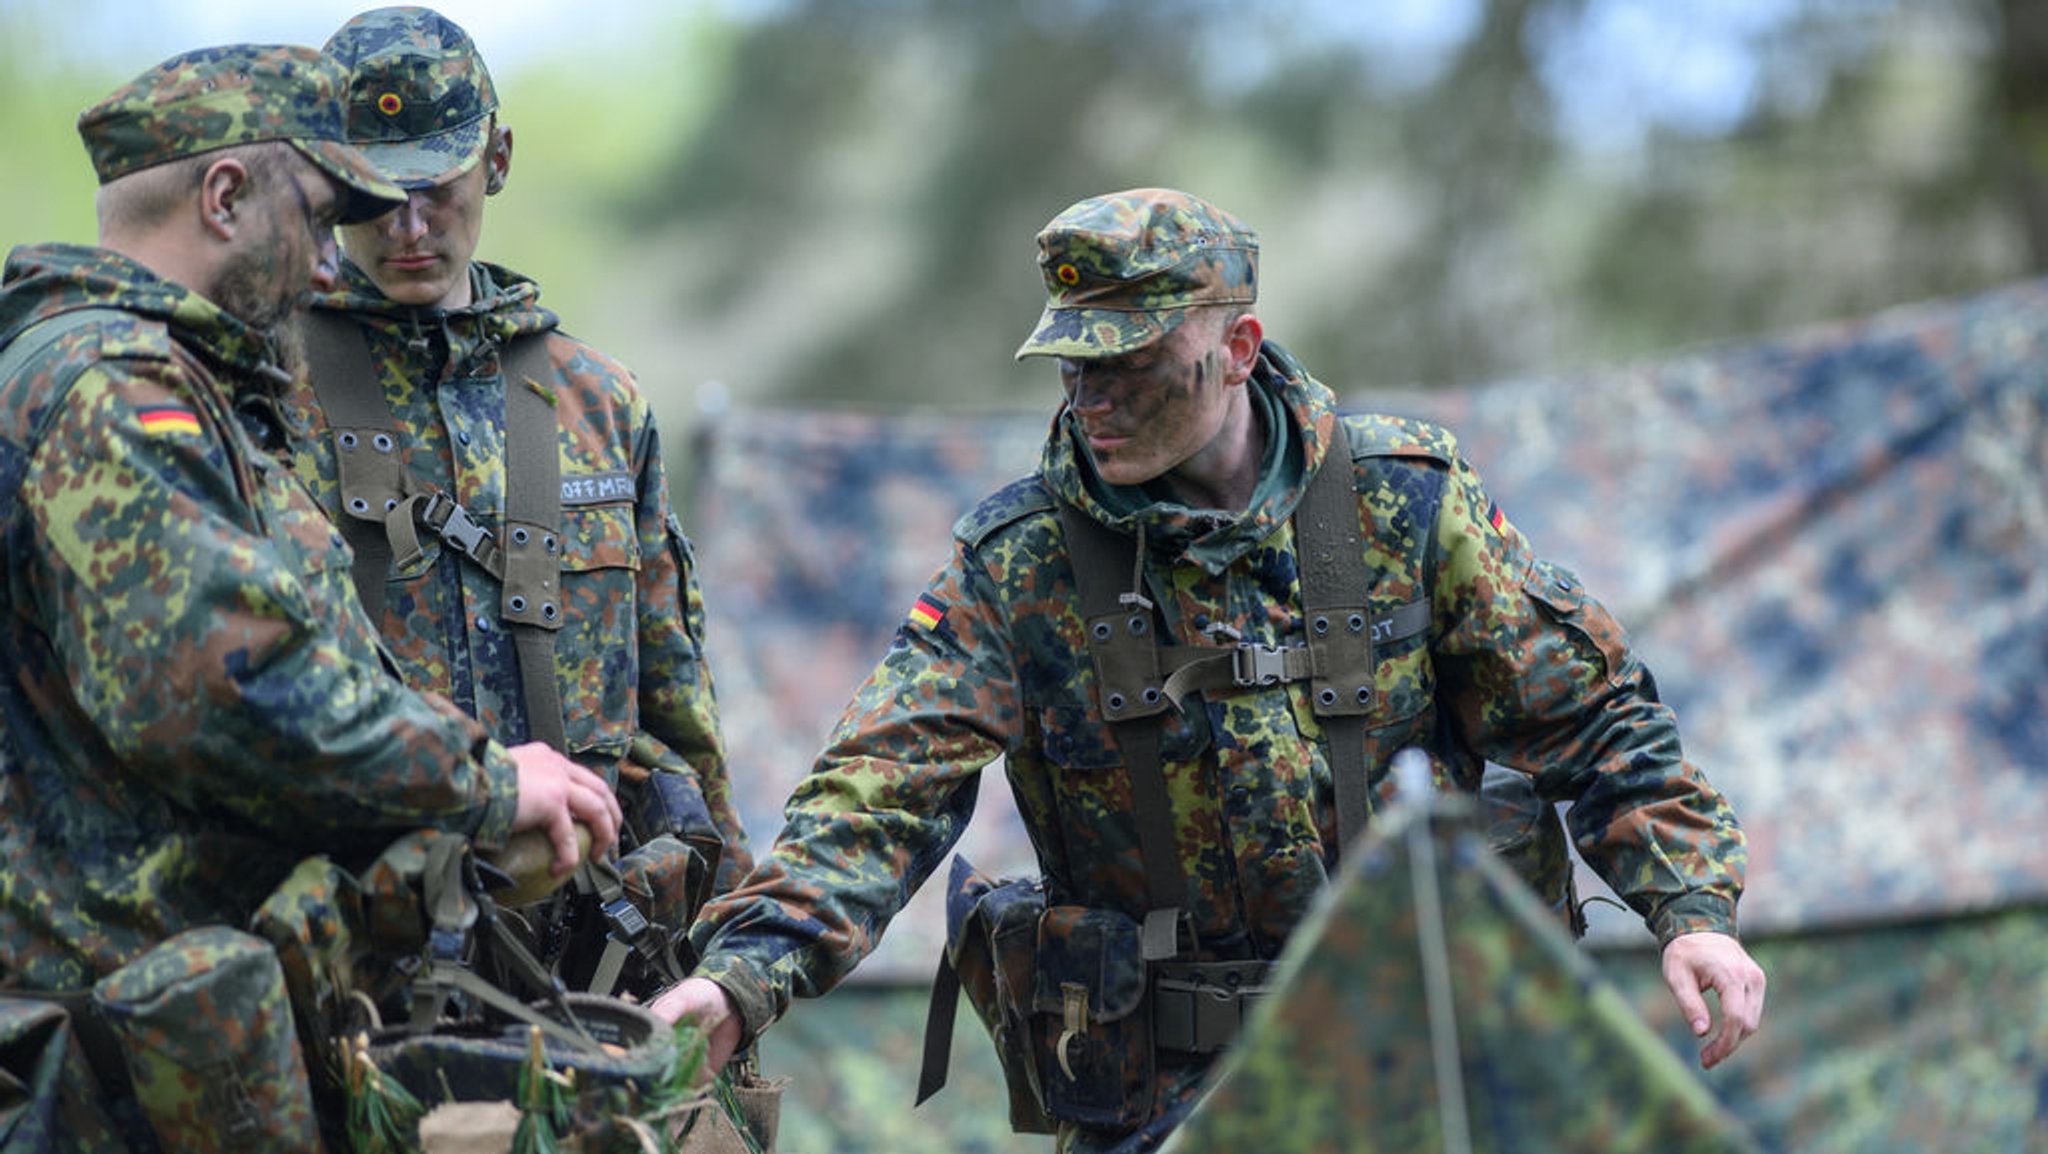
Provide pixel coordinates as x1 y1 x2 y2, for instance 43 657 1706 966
1033 701 1209 904
553 502 640 754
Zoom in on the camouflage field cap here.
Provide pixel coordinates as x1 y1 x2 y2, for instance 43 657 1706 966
76 44 406 224
324 6 499 189
1015 187 1259 360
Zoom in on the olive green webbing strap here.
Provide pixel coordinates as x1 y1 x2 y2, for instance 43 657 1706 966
407 833 602 1053
1293 441 1379 852
300 316 569 754
1056 502 1185 963
916 931 963 1105
498 336 567 754
1055 443 1417 877
298 311 401 622
496 340 671 994
0 308 126 386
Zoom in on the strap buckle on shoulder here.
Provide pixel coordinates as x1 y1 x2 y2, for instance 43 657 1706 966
422 491 495 561
1232 642 1292 687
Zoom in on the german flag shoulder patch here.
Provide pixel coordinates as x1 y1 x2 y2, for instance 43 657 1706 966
908 593 947 631
135 403 202 437
1485 499 1512 538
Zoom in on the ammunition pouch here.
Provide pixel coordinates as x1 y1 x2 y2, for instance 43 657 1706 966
545 839 696 1001
922 861 1273 1135
622 736 726 928
1148 959 1274 1055
919 856 1052 1133
92 925 323 1153
0 993 132 1150
1028 905 1155 1130
523 737 725 1001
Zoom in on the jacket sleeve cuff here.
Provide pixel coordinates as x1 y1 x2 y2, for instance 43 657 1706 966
1649 891 1739 947
467 740 520 851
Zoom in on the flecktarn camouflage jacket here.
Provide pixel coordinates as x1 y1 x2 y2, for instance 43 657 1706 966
0 243 518 993
691 341 1745 1049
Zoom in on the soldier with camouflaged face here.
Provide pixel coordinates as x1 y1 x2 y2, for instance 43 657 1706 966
654 188 1767 1153
277 6 751 998
0 42 622 1151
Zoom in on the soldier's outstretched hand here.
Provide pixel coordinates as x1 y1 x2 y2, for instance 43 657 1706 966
649 977 743 1078
1661 930 1766 1069
508 742 621 875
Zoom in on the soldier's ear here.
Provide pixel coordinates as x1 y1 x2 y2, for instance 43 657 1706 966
199 156 252 240
483 125 512 196
1220 311 1263 386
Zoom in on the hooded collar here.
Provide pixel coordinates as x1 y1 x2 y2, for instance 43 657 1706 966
0 242 292 393
316 257 554 336
1041 339 1343 576
313 257 556 383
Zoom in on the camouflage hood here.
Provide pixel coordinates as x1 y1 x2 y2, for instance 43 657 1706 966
1040 339 1344 575
316 255 557 346
0 243 287 389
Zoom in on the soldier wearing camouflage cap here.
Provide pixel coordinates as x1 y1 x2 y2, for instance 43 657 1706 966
278 6 752 1004
0 41 623 1150
659 188 1767 1152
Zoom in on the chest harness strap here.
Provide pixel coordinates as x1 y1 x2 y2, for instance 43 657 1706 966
299 312 568 752
301 314 669 996
918 439 1435 1099
1058 439 1431 959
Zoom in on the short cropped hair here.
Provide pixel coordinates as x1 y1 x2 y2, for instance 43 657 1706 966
96 139 297 235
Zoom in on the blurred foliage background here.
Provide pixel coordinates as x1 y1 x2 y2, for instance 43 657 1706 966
7 0 2048 436
6 1 2048 1149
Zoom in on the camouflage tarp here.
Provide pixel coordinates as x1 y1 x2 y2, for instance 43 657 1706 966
1157 776 1760 1154
681 277 2048 1151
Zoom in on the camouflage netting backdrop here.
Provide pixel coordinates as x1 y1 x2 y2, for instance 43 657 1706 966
682 278 2048 1153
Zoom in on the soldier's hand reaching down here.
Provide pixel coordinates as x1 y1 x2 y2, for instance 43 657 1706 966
1661 930 1766 1069
649 977 744 1077
508 742 621 875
